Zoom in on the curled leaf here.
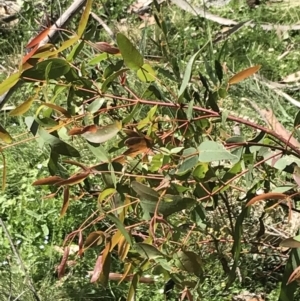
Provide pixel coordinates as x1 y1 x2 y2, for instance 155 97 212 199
246 192 287 207
55 170 90 186
60 186 70 217
94 42 120 54
32 175 63 186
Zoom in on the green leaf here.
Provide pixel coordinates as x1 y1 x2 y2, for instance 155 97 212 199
0 124 12 144
178 49 201 102
214 60 223 83
174 251 203 277
87 143 109 162
193 163 209 180
137 64 156 82
198 141 238 162
131 181 159 202
77 0 92 37
135 243 164 259
177 147 198 175
87 98 105 113
123 103 141 124
107 213 133 246
22 58 70 81
38 128 80 157
278 249 300 301
294 110 300 127
190 204 207 230
280 235 300 248
101 69 128 92
0 72 20 95
186 99 194 121
226 207 249 288
9 97 35 116
116 33 144 70
127 273 140 301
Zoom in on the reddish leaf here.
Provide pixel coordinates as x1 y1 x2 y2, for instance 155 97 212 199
90 255 103 283
32 175 63 186
39 102 71 118
22 44 39 65
55 170 90 186
63 160 89 171
94 42 120 54
57 246 70 279
60 186 70 217
26 27 52 49
68 124 97 136
78 231 84 257
287 265 300 285
246 192 287 207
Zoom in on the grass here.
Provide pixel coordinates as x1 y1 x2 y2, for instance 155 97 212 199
0 0 300 300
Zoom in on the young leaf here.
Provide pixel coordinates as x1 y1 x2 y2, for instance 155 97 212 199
0 124 12 144
60 186 70 217
32 175 63 186
198 141 237 162
9 97 35 116
90 255 103 283
178 49 201 102
137 64 156 82
246 192 287 207
82 121 122 144
26 27 51 49
84 231 105 248
77 0 93 37
135 243 164 259
228 65 261 85
0 72 20 95
116 33 144 70
38 128 80 157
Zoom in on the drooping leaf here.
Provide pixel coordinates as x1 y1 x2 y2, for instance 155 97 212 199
101 69 128 92
137 64 156 82
57 247 69 279
84 231 105 248
1 151 6 191
127 273 140 301
228 65 261 85
9 97 35 116
278 249 300 301
280 235 300 248
77 0 93 37
294 111 300 127
38 103 71 118
116 33 144 70
131 181 159 202
198 141 237 162
32 175 63 186
60 186 70 217
90 255 103 283
135 243 164 259
178 49 201 102
177 147 198 175
246 192 287 207
287 265 300 285
0 72 20 95
38 128 80 157
174 251 203 277
99 247 111 287
93 42 120 54
55 170 90 186
0 124 12 144
82 122 121 144
118 236 130 261
106 213 133 246
22 58 71 81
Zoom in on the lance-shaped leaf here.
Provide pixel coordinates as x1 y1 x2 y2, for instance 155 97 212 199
118 236 131 261
93 42 120 54
198 141 238 162
99 246 111 287
287 265 300 285
127 273 140 301
174 251 203 277
9 97 35 116
32 175 63 186
26 27 52 49
135 243 164 259
228 65 261 85
246 192 287 207
1 151 6 191
101 69 128 92
38 128 80 157
60 186 70 217
0 124 12 144
84 231 105 249
280 235 300 249
57 246 70 279
131 181 159 202
177 147 198 175
55 170 90 186
178 49 201 102
91 255 103 283
116 33 143 70
81 121 122 144
77 0 93 37
0 72 20 96
38 103 71 118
